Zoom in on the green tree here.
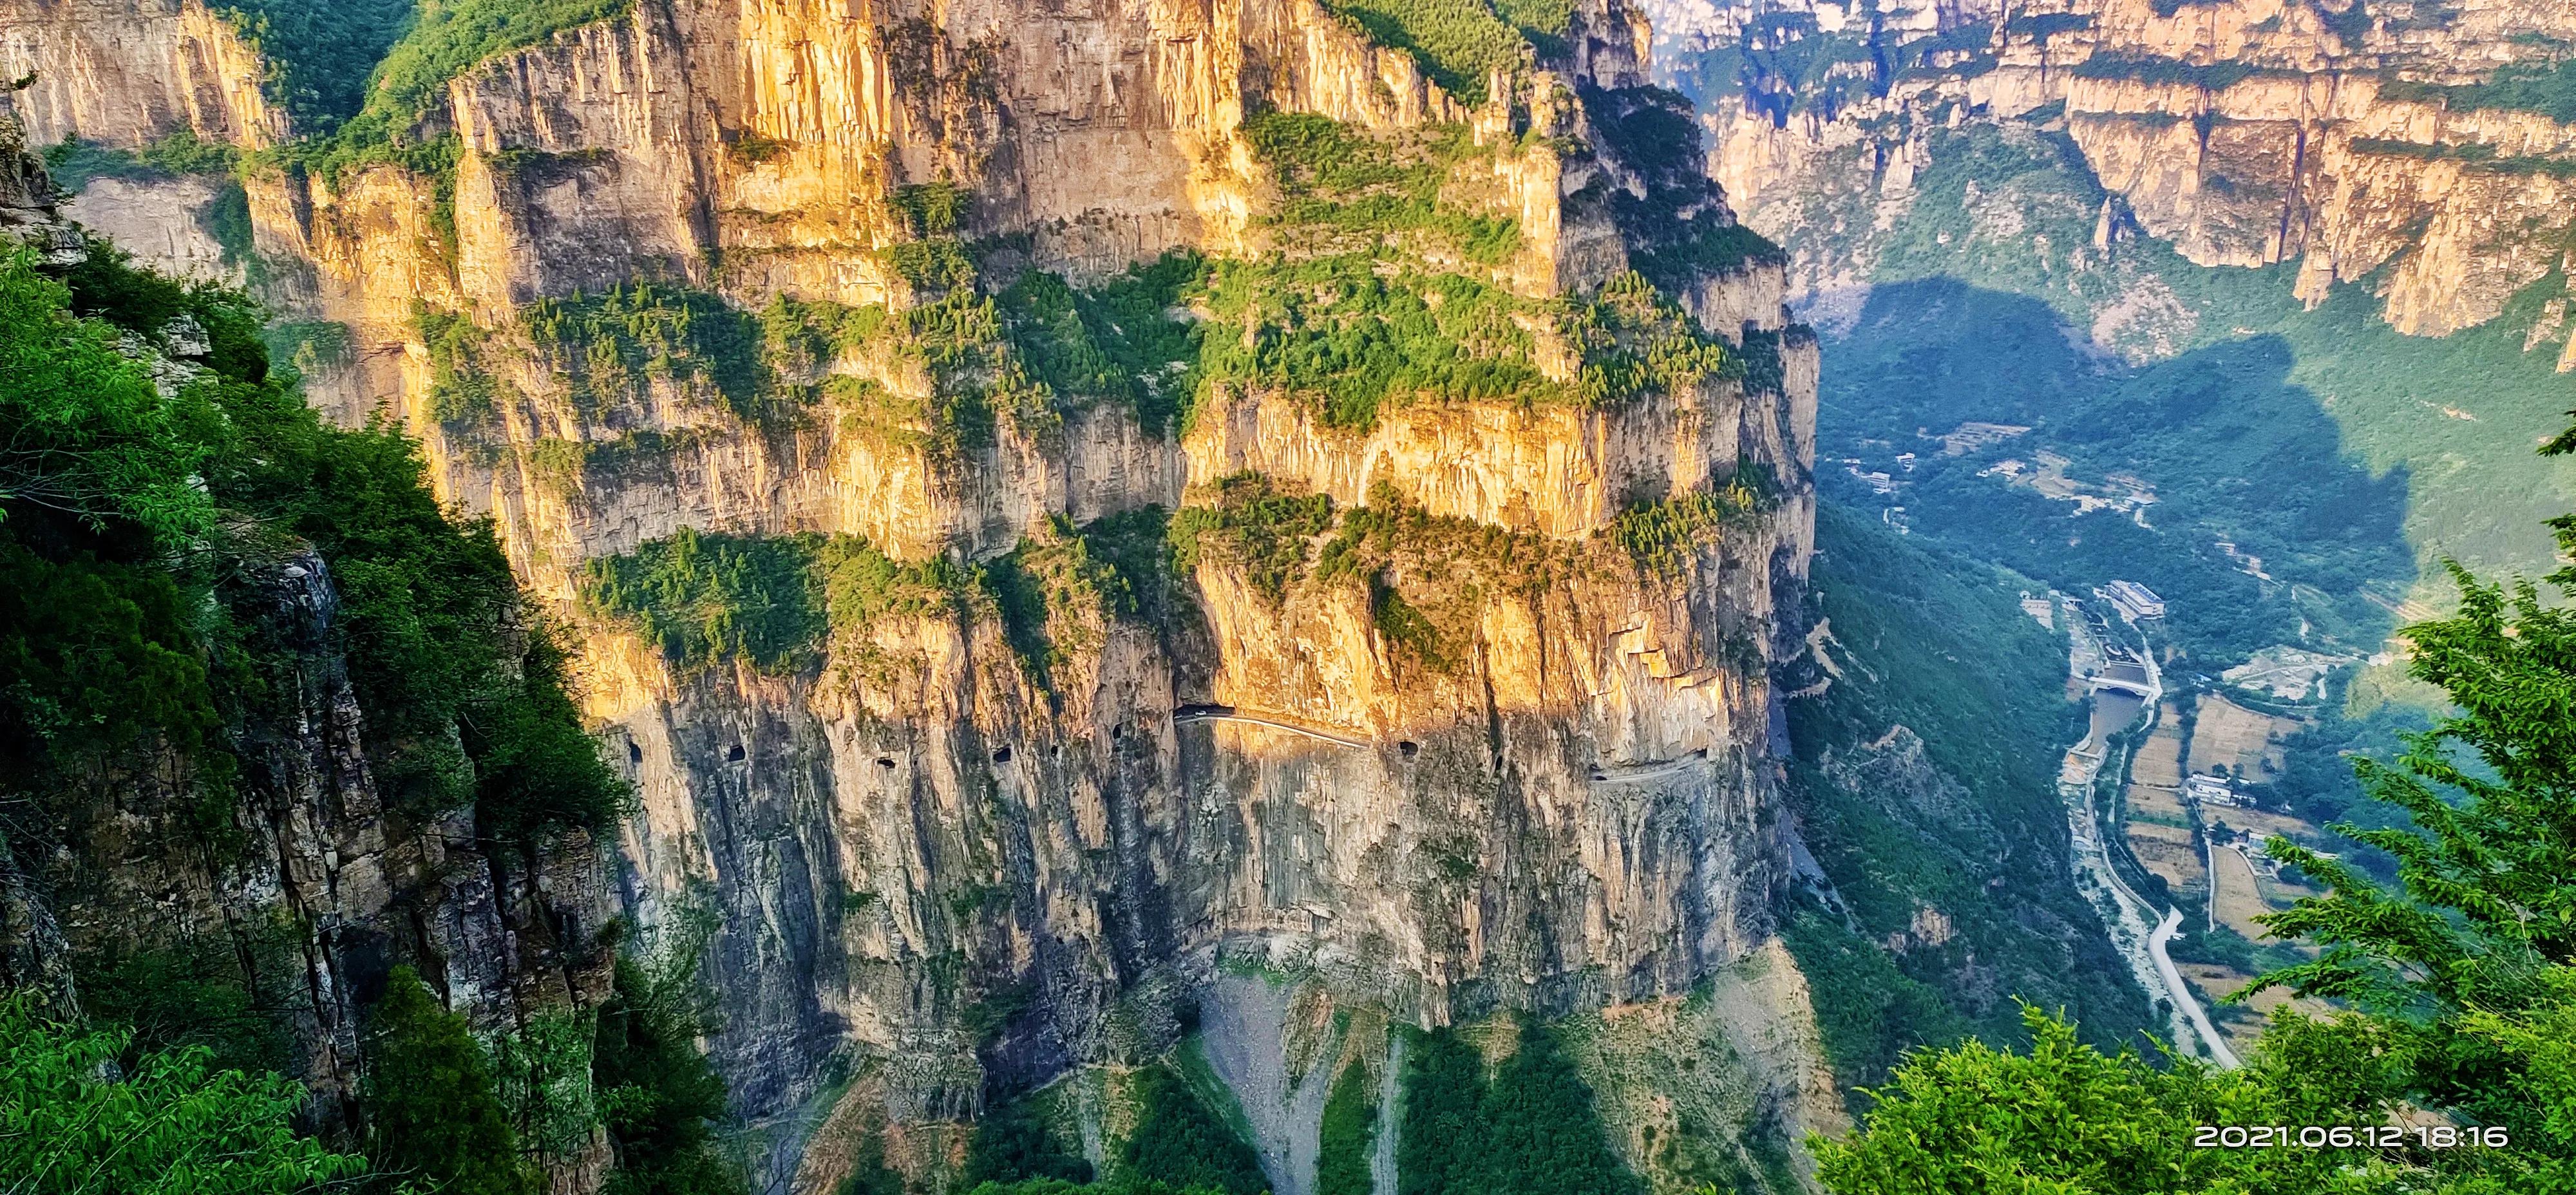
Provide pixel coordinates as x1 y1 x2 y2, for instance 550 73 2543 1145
965 1096 1094 1186
2232 545 2576 1189
594 944 746 1195
0 240 626 842
1396 1022 1645 1195
1396 1028 1490 1195
1119 1066 1267 1195
0 994 372 1194
1810 1006 2410 1193
580 527 828 673
1313 1055 1377 1195
0 541 217 777
2255 557 2576 1017
72 934 294 1075
0 247 221 546
364 966 537 1195
1477 1024 1643 1195
213 364 630 831
831 1134 905 1195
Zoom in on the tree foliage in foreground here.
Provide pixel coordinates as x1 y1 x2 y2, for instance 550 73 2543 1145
1811 1004 2423 1193
1812 433 2576 1193
2 241 627 842
0 995 373 1195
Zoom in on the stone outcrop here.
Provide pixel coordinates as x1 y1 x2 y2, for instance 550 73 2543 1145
0 0 1828 1178
43 550 618 1142
1657 0 2576 362
1 129 616 1185
0 102 80 261
0 0 287 149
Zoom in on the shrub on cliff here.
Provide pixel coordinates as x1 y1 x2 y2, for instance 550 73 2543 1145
1169 473 1335 603
41 130 238 191
364 966 538 1195
580 529 829 673
522 282 773 424
1322 0 1524 99
1197 259 1548 430
71 931 298 1077
998 257 1203 437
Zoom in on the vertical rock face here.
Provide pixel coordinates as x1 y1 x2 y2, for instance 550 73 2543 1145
61 174 236 279
4 112 616 1186
0 0 1822 1155
0 0 287 149
0 106 80 261
1656 0 2576 353
38 552 617 1122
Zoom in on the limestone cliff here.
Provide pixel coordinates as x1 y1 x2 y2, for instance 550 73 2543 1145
1651 0 2576 362
0 106 620 1188
0 0 1829 1181
41 550 619 1156
0 0 287 149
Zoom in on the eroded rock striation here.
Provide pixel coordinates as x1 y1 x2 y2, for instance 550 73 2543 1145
1653 0 2576 361
1 0 1825 1169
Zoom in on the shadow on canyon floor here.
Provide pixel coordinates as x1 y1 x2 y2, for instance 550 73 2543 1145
1815 276 2415 661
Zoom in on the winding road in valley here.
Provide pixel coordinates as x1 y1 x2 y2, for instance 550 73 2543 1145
2150 905 2240 1068
2059 607 2241 1068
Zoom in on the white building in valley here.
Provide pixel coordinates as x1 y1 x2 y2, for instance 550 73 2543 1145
2185 773 2244 808
2099 579 2166 621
